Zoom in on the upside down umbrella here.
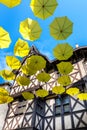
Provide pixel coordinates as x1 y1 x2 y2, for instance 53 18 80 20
58 75 71 86
19 18 42 41
53 43 73 60
30 0 58 19
0 27 11 49
0 95 13 104
0 0 21 8
16 75 30 86
22 92 34 100
50 16 73 40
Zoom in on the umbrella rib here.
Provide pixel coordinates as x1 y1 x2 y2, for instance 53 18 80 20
63 23 73 31
0 33 8 37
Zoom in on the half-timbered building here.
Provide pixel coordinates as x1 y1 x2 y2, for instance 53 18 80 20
2 46 87 130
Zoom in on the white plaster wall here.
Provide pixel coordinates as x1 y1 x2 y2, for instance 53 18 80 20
0 104 8 130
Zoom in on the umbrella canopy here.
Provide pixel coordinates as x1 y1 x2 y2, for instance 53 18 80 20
0 27 11 49
50 16 73 40
66 87 79 96
30 0 58 19
19 18 42 41
0 0 21 8
36 89 48 98
16 75 30 86
22 92 34 100
0 87 9 96
26 55 46 71
52 86 65 94
36 72 51 82
77 93 87 100
0 95 13 104
6 56 21 69
57 62 73 75
0 69 15 80
53 43 73 60
14 38 30 57
58 75 71 86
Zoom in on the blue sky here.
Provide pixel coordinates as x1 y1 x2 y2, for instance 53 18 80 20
0 0 87 83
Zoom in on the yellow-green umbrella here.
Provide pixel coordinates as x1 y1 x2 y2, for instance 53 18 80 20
0 95 13 104
6 56 21 69
0 69 15 80
52 86 65 94
22 92 34 100
22 64 37 76
0 87 9 96
0 0 21 8
58 75 71 86
30 0 58 19
57 62 73 75
50 16 73 40
26 55 46 71
66 87 79 96
0 27 11 49
53 43 73 60
14 38 30 57
36 72 51 82
77 93 87 100
19 18 42 41
16 76 30 86
36 89 48 98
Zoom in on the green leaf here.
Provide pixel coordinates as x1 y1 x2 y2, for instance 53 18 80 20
0 69 15 80
66 87 79 96
36 89 48 98
16 76 30 86
6 56 21 69
37 72 51 82
58 75 71 86
57 62 73 75
53 43 73 60
14 38 30 57
22 92 34 100
52 86 65 94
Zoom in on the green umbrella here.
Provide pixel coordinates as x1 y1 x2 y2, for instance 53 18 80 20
26 55 46 71
50 16 73 40
6 56 21 70
52 86 65 94
58 75 71 86
22 64 37 76
66 87 79 96
30 0 58 19
22 92 34 100
14 38 30 57
57 62 73 75
53 43 73 60
36 89 48 98
36 72 51 82
16 76 30 86
19 18 42 41
0 69 15 80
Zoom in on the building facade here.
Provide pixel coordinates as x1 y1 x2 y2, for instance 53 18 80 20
2 46 87 130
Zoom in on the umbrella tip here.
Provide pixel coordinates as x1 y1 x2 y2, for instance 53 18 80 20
75 44 79 48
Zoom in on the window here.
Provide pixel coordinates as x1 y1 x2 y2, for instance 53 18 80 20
55 95 70 115
36 99 44 115
15 100 27 115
